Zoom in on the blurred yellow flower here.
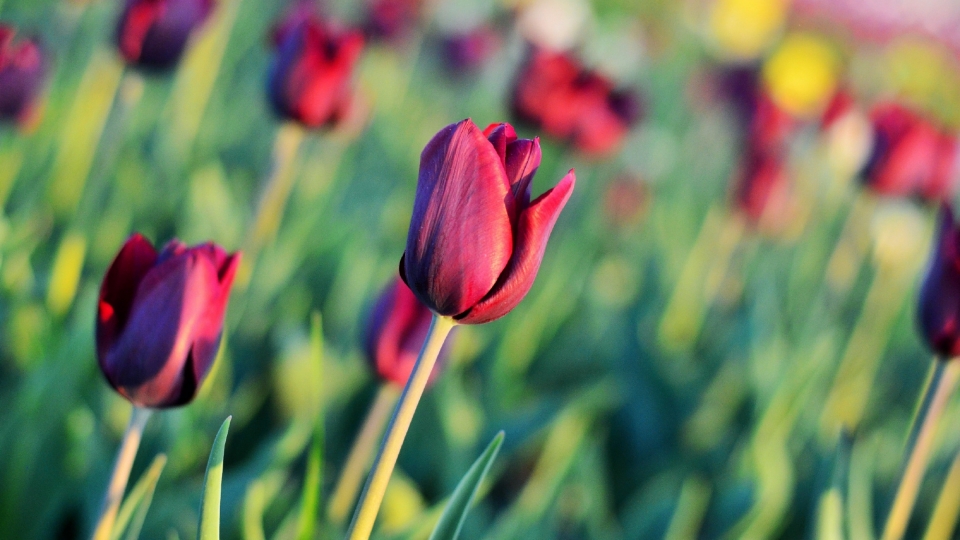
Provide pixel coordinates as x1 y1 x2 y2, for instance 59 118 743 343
763 33 839 118
707 0 788 60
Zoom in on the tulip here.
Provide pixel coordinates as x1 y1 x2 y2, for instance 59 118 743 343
362 0 422 43
440 27 499 76
365 277 449 387
97 234 240 408
267 5 364 128
0 25 47 126
402 119 576 324
918 205 960 357
115 0 215 70
861 103 958 202
511 46 641 156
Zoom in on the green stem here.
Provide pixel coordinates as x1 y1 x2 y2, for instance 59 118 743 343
345 314 456 540
882 360 960 540
91 406 152 540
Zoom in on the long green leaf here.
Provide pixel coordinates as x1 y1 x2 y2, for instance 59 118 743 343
110 454 167 540
429 431 505 540
198 416 232 540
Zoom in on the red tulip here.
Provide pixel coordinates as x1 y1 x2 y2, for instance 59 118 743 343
733 147 793 227
267 4 364 128
115 0 214 70
918 205 960 357
401 119 575 324
511 46 641 156
861 103 958 202
365 277 450 387
97 234 240 408
363 0 422 42
0 25 47 126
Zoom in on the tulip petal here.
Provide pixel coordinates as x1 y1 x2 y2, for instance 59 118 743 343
97 234 158 361
188 251 241 394
457 170 575 324
504 137 541 214
919 205 960 357
404 119 514 315
101 251 219 408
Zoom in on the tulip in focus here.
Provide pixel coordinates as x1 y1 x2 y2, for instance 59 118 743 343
402 119 575 324
861 103 958 202
918 205 960 358
97 234 240 408
512 46 642 156
115 0 215 70
0 25 47 126
365 277 450 387
267 4 364 128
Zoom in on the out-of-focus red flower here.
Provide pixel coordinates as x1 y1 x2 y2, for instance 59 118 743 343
97 234 241 408
440 27 500 76
365 277 451 387
733 147 794 228
363 0 422 43
511 46 642 157
115 0 214 70
918 204 960 358
861 102 958 202
402 119 575 324
267 4 364 129
0 25 47 126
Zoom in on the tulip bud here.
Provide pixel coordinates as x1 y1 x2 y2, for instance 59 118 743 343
365 277 450 387
401 119 575 324
115 0 215 70
97 234 240 408
861 103 958 202
511 46 641 156
0 25 47 126
918 205 960 358
267 5 364 128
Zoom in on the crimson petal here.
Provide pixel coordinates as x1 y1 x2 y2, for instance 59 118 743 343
97 234 158 361
457 170 575 324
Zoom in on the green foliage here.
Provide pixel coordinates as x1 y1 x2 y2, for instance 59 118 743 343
429 431 504 540
198 417 232 540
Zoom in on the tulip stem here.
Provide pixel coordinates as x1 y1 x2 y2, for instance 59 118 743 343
345 315 456 540
882 359 960 540
327 384 401 525
91 406 152 540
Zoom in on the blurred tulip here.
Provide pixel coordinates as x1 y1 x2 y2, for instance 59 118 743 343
115 0 214 70
861 103 958 202
918 205 960 357
363 0 421 43
732 147 795 229
511 46 641 156
365 277 450 387
761 33 839 119
0 25 47 126
440 27 499 76
401 119 575 324
267 4 364 128
97 234 240 408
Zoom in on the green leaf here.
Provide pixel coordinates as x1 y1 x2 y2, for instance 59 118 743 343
295 313 324 540
198 416 232 540
428 431 505 540
110 454 167 540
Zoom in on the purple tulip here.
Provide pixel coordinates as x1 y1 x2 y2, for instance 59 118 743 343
918 205 960 358
97 234 241 408
267 4 364 128
401 119 575 324
115 0 214 70
0 25 47 125
365 277 450 387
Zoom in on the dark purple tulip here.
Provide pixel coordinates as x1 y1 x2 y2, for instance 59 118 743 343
0 25 47 126
363 0 421 43
267 5 364 128
365 277 450 387
440 27 499 76
401 119 575 324
918 205 960 358
115 0 214 70
97 234 241 408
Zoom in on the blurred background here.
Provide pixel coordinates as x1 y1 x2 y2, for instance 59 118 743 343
2 0 960 538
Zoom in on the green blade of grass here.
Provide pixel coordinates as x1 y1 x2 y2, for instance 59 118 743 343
295 312 325 540
110 454 167 540
429 431 505 540
198 416 232 540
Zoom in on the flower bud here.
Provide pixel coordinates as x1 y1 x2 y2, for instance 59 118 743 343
115 0 215 70
401 119 575 324
0 25 47 126
97 234 240 408
365 277 450 387
267 4 364 128
918 205 960 357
